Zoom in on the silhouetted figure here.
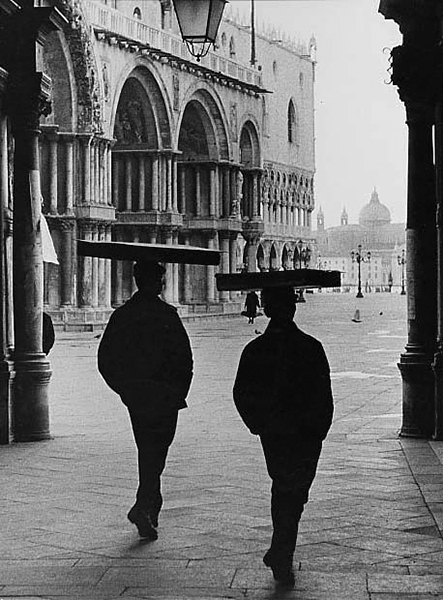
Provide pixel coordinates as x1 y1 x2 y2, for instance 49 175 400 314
243 290 260 324
98 261 193 540
233 286 333 586
42 312 55 355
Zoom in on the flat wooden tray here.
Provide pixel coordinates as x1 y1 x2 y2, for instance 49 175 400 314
77 240 220 265
216 269 341 291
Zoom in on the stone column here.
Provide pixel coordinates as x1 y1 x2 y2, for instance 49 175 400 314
179 164 186 214
59 219 74 306
105 225 112 308
182 233 192 304
79 221 94 308
206 232 217 302
48 131 58 215
130 228 139 297
62 134 74 215
8 68 53 441
252 171 260 218
151 154 159 210
172 156 178 212
92 225 99 307
219 234 230 302
166 154 173 211
114 258 124 307
107 141 113 206
210 166 216 217
148 229 157 244
138 154 145 212
195 166 201 217
245 236 259 273
125 154 132 211
397 102 437 438
112 154 119 209
163 228 174 303
94 139 100 204
98 224 107 306
380 2 443 438
173 230 179 303
230 168 238 217
0 96 12 444
161 155 167 211
223 167 230 217
229 234 238 301
82 135 92 204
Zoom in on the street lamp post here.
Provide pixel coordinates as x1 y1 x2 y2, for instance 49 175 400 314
397 248 406 295
172 0 228 61
351 244 371 298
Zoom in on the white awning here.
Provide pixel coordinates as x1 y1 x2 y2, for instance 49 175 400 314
41 214 59 265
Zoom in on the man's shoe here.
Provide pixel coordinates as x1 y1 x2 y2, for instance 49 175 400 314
127 506 158 540
263 552 295 587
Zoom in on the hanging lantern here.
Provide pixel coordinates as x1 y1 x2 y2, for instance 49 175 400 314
172 0 228 61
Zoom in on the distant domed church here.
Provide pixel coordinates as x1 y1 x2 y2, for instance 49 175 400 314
315 189 406 292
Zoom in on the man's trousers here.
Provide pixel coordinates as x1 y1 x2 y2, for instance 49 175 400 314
128 409 178 525
260 435 323 562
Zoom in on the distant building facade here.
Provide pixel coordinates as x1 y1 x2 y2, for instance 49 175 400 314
32 0 318 328
316 189 406 292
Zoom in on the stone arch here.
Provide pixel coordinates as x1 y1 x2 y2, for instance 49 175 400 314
42 31 77 131
282 244 292 270
61 1 104 133
177 86 229 160
239 119 260 220
257 244 266 272
177 88 229 217
239 119 260 168
270 244 279 271
112 65 172 149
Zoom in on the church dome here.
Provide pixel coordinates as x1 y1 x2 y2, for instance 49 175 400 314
358 188 391 227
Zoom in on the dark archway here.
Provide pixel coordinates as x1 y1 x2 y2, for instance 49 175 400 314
239 121 260 219
270 244 279 271
111 68 171 304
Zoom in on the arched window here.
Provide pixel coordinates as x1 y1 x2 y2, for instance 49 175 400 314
229 36 236 58
133 6 142 19
288 100 297 144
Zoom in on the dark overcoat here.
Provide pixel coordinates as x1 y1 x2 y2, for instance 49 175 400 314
98 291 193 415
233 321 333 438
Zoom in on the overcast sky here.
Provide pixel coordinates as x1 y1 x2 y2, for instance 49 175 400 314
231 0 406 228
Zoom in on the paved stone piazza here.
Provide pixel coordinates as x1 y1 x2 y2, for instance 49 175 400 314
1 292 443 600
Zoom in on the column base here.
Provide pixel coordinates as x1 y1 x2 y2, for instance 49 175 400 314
398 352 435 439
0 359 13 445
11 354 52 442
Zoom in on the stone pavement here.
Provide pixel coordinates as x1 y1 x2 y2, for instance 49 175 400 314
1 293 443 600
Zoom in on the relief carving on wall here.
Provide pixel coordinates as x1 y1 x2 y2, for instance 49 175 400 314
59 0 103 134
115 100 146 145
173 75 180 111
230 102 238 142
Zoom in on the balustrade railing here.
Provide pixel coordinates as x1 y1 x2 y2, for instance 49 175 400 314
82 0 262 88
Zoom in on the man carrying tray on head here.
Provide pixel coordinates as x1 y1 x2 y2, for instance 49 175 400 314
98 260 193 540
233 284 334 586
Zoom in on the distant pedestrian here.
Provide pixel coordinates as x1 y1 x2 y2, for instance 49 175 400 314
98 261 193 540
233 286 333 586
243 290 260 324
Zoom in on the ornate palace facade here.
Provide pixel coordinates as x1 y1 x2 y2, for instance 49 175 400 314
4 0 317 331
